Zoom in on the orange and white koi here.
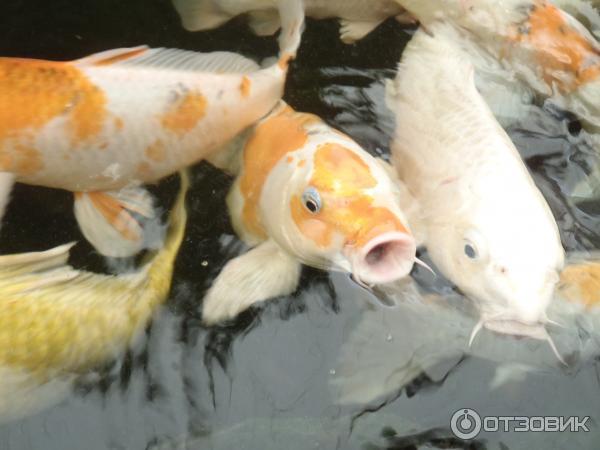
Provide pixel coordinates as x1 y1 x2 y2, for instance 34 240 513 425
172 0 412 44
395 0 600 131
0 0 303 257
202 103 417 324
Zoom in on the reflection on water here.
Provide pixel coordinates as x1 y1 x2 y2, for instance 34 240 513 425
0 1 599 449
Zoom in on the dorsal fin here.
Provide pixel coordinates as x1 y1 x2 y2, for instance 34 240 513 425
76 46 260 73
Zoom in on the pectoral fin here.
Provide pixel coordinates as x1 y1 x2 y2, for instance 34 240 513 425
73 186 155 258
202 240 301 325
0 172 15 226
171 0 232 31
338 19 383 44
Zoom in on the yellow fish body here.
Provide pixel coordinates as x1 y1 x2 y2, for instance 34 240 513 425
0 171 188 422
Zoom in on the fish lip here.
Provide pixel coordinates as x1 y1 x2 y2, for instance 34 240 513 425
346 231 417 285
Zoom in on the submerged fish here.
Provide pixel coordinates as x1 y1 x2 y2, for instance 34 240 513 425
0 171 188 423
330 272 597 406
202 103 417 324
172 0 411 44
386 25 565 341
0 0 303 257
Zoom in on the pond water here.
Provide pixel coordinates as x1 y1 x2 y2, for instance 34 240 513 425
0 1 599 449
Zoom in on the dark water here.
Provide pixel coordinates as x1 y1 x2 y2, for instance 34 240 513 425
0 1 599 449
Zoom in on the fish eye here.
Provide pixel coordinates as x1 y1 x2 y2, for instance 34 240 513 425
464 244 478 259
302 187 322 214
462 229 487 262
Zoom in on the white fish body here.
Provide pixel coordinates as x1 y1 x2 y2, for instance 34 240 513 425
172 0 409 43
388 25 565 336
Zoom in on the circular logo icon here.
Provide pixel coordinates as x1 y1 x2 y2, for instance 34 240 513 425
450 408 482 440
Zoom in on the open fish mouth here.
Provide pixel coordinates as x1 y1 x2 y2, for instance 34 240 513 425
347 231 417 286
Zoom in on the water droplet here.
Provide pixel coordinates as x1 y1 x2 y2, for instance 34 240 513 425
386 334 393 342
329 369 336 376
201 260 208 267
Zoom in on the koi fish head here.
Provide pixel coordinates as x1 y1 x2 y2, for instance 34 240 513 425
233 105 416 285
425 181 565 341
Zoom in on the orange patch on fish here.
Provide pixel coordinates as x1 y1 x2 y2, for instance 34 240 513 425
145 140 166 162
0 58 107 145
0 143 43 175
114 117 124 130
278 53 293 70
161 92 207 135
240 76 251 98
559 262 600 308
510 1 600 92
239 109 319 238
290 144 407 249
137 162 153 178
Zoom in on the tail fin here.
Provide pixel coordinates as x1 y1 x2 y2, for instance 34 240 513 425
276 0 305 69
145 170 189 274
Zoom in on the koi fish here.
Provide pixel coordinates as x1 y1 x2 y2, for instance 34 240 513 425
172 0 412 44
329 270 595 406
386 25 565 342
202 103 417 324
395 0 600 201
0 0 303 257
0 170 188 423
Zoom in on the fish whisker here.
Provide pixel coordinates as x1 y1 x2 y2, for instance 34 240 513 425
415 257 436 277
544 330 567 366
468 319 485 347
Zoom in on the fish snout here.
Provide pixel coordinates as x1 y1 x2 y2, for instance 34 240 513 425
349 232 416 285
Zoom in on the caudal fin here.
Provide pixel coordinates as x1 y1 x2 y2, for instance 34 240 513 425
275 0 305 69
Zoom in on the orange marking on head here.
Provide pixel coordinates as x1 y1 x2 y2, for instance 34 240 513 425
239 108 319 238
286 156 294 164
240 76 252 98
161 92 207 135
87 192 139 241
92 48 147 66
145 140 166 163
0 58 107 145
298 159 306 168
290 144 408 249
510 1 600 92
559 262 600 308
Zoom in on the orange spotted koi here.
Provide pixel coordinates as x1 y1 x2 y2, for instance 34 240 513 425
0 0 304 257
202 103 417 324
